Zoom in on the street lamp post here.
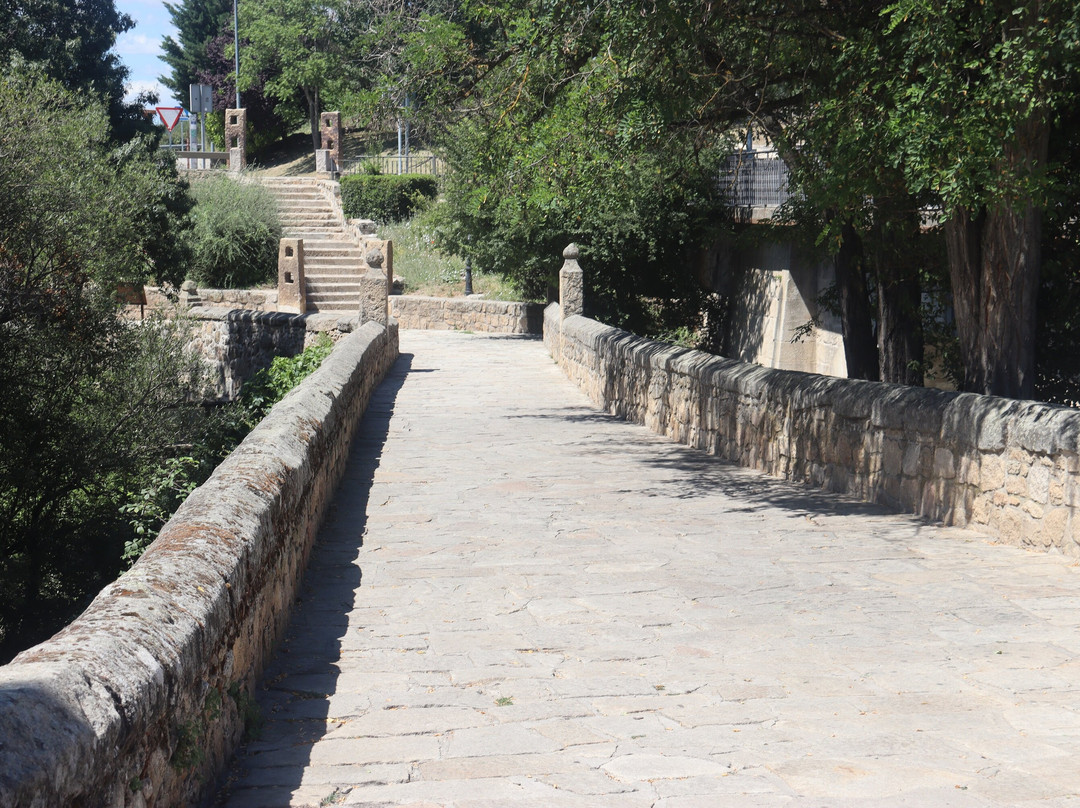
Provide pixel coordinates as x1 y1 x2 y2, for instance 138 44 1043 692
233 0 241 108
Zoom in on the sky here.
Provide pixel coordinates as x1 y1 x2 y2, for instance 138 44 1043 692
115 0 183 108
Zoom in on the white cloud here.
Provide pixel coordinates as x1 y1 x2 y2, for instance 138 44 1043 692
116 32 163 57
124 79 181 107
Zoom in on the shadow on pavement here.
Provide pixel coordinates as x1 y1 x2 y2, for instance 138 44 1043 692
512 405 906 523
214 352 414 807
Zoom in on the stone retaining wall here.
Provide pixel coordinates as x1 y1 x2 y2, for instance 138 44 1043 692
546 303 1080 555
0 321 399 808
390 295 543 334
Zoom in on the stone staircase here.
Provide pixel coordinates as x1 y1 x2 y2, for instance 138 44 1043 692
259 178 368 313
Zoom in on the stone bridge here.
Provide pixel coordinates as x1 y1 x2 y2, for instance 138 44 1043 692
3 255 1080 807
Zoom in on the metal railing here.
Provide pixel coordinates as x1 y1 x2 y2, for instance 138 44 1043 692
718 150 792 211
337 154 448 177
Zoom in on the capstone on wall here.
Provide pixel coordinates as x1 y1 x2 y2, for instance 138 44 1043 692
0 321 399 808
546 304 1080 555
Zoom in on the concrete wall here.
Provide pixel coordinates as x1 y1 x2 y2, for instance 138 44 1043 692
0 321 399 808
390 296 543 335
546 304 1080 555
706 239 847 378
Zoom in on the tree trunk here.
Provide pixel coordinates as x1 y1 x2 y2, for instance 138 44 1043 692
834 222 879 381
944 119 1048 399
305 86 322 153
873 215 924 386
876 272 923 385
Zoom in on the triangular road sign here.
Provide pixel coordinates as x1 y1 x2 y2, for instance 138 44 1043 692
156 106 184 131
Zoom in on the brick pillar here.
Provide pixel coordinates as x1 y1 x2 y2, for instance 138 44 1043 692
319 111 343 169
278 238 306 314
225 108 247 171
559 243 583 319
360 245 388 325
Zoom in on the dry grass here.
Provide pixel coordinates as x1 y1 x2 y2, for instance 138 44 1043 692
381 218 524 301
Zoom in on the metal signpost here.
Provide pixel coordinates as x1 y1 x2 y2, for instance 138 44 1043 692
188 84 213 168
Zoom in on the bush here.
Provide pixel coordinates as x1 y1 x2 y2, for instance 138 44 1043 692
341 173 438 223
186 175 281 288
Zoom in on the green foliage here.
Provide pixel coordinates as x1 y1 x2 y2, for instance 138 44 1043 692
120 456 200 565
116 335 338 574
378 213 524 299
432 99 729 336
229 681 265 741
185 175 282 288
384 0 740 338
0 0 152 138
340 174 438 223
0 73 193 299
238 334 334 420
0 77 200 659
161 0 233 101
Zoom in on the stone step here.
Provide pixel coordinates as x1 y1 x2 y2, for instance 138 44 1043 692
275 197 332 206
283 228 352 240
305 257 365 270
274 208 332 218
306 280 365 294
279 211 335 220
298 245 363 257
306 301 357 313
306 291 362 305
281 222 341 232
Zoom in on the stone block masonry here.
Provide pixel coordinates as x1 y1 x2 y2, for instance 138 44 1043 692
390 295 543 334
546 304 1080 556
184 307 361 400
0 321 398 808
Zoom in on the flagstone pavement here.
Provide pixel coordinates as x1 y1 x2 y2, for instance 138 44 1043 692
217 329 1080 808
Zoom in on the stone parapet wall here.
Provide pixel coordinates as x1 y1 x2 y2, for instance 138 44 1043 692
186 307 361 399
546 303 1080 555
390 296 543 334
0 321 399 808
143 286 279 311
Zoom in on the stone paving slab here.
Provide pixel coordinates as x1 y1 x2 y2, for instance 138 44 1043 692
217 330 1080 807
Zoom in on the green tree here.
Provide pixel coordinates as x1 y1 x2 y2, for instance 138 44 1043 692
763 1 937 385
0 0 151 137
874 0 1080 397
160 0 233 101
238 0 343 152
0 75 198 659
401 0 742 337
335 0 466 139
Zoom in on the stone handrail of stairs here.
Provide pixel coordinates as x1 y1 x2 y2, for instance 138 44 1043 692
257 177 388 314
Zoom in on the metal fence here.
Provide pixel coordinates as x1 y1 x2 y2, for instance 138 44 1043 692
718 150 792 210
338 154 448 177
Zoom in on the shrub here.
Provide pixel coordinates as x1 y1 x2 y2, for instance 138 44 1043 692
340 173 438 223
186 175 281 288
